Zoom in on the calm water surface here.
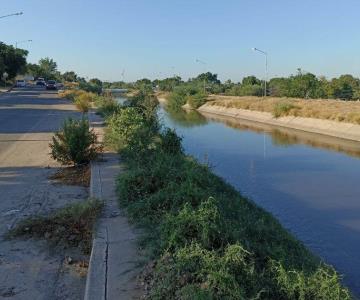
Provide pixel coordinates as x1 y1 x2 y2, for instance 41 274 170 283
118 97 360 296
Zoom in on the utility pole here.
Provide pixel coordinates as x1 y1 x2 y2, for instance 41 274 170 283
196 59 207 93
252 47 268 97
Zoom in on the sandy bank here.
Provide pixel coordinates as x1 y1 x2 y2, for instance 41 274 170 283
198 103 360 142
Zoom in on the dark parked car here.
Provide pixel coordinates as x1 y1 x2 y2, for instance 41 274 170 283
46 80 57 90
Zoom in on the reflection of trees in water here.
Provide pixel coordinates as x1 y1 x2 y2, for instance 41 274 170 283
164 107 208 127
202 113 360 159
270 130 360 158
271 129 300 147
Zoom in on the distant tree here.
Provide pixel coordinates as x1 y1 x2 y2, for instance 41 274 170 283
89 78 103 86
136 78 152 85
194 72 220 84
268 77 291 97
27 63 42 78
288 72 325 99
239 84 263 96
0 42 28 79
38 57 57 79
62 71 78 82
156 76 182 91
242 76 261 86
331 75 360 100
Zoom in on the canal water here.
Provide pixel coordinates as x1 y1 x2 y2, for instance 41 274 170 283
118 97 360 296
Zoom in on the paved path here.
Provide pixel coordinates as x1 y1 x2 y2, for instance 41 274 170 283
0 88 88 299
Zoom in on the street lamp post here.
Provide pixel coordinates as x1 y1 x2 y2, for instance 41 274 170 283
0 12 23 19
195 59 207 93
252 47 268 97
15 39 32 49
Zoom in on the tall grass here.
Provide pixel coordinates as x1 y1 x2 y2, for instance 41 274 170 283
106 92 351 299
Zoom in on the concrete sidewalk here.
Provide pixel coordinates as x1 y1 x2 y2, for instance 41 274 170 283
84 111 142 300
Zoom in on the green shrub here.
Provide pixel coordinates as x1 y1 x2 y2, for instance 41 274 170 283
105 92 159 157
50 117 101 165
187 91 207 108
160 198 227 251
273 101 298 118
94 95 120 117
106 107 152 154
271 261 351 300
168 85 205 110
168 87 187 110
159 128 183 155
150 243 258 299
79 81 102 94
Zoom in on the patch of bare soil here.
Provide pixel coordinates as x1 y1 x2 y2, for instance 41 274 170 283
49 164 91 187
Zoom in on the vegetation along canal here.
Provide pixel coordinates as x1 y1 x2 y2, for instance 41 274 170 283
118 96 360 296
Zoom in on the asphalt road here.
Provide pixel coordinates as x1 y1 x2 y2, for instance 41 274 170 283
0 87 88 299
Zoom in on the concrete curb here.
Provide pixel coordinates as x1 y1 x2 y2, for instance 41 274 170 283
84 110 141 300
84 111 107 300
0 86 13 96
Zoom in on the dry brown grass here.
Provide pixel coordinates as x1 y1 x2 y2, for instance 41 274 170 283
7 199 103 254
155 91 171 99
49 165 91 187
207 95 360 124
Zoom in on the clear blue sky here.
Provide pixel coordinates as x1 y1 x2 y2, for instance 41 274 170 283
2 0 360 82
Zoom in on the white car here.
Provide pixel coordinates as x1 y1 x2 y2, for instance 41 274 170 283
16 79 26 87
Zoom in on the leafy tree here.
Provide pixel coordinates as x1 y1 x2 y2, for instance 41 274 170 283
288 73 319 98
328 75 360 100
156 76 182 92
62 71 78 82
0 42 28 79
268 77 291 97
38 57 57 79
89 78 102 86
27 63 42 78
194 72 220 85
242 76 261 86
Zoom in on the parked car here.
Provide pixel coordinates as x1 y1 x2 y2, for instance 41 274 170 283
56 82 64 89
36 79 46 86
16 79 26 87
46 80 57 90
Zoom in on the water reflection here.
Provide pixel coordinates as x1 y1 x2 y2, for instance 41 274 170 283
161 106 208 127
199 112 360 159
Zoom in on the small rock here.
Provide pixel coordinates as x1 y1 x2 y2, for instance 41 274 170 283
65 256 73 265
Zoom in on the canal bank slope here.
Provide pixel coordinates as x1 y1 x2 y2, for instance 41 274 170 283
198 102 360 142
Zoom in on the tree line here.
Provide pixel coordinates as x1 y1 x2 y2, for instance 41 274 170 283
103 70 360 101
148 70 360 101
2 40 360 100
